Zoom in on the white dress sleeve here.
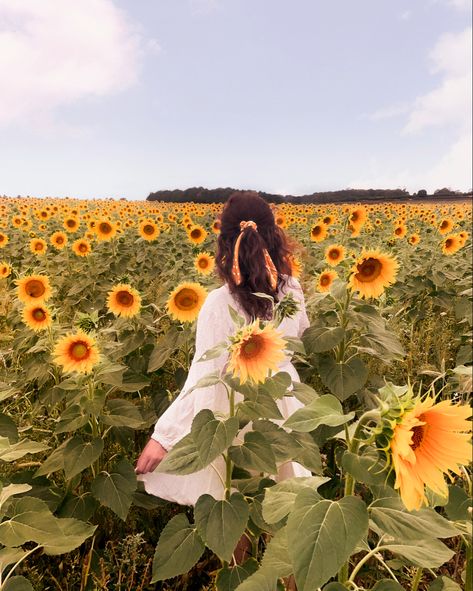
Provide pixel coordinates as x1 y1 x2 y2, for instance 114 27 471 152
150 288 233 450
281 276 310 338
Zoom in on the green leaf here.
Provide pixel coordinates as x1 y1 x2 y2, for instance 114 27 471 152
302 325 345 353
63 436 104 480
2 576 35 591
0 436 49 462
260 372 293 399
229 431 277 473
91 458 137 521
100 398 144 429
382 538 454 568
185 370 223 394
0 483 32 511
194 492 249 562
260 526 292 577
445 484 472 521
286 490 369 591
0 547 27 571
197 341 228 362
216 558 259 591
317 355 368 400
428 576 463 590
283 395 355 432
151 513 205 582
291 431 324 473
262 477 329 524
290 382 319 405
234 569 278 591
54 401 89 434
323 584 350 591
237 390 283 421
34 437 71 477
157 410 239 475
0 413 18 443
0 496 96 555
341 449 389 486
369 496 461 540
252 420 304 463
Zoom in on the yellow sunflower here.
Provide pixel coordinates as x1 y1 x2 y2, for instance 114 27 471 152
22 304 52 331
139 219 160 241
95 219 118 241
393 224 407 239
167 282 207 322
187 224 208 245
309 222 328 242
63 217 80 233
106 283 142 317
288 255 302 279
50 231 68 249
212 219 221 234
348 207 367 228
16 275 52 304
348 249 399 299
316 269 338 293
324 244 346 267
72 238 92 257
227 319 287 384
441 234 462 255
0 233 9 248
0 262 11 278
389 396 472 511
438 218 454 235
53 330 100 374
29 238 47 255
194 252 215 276
408 234 420 245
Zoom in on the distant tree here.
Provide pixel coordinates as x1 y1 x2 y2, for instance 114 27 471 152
417 189 428 197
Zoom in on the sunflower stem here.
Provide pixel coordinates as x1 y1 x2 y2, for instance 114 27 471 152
410 567 423 591
225 387 235 500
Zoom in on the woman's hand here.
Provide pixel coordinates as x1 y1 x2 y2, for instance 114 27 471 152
134 438 168 474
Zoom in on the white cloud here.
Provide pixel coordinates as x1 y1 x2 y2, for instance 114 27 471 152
0 0 157 128
402 27 472 134
362 102 411 121
433 0 472 11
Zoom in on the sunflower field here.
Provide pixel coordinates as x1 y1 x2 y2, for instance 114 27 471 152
0 196 472 591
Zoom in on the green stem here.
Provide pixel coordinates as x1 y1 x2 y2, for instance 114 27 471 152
1 544 41 587
411 567 423 591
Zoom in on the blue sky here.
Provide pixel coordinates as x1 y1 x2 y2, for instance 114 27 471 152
0 0 471 199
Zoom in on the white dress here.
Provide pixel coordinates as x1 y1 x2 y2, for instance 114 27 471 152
138 274 312 506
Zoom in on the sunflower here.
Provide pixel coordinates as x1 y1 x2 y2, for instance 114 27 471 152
227 319 287 384
167 282 207 322
187 224 208 245
106 283 142 317
393 224 407 239
309 222 328 242
139 219 160 241
0 262 11 278
95 219 118 241
387 395 472 511
458 230 469 245
316 269 338 292
324 244 346 267
348 249 399 299
408 234 420 246
0 233 9 248
63 217 80 233
194 252 215 276
22 304 52 331
72 238 92 257
348 207 367 228
441 234 462 255
53 330 100 374
438 218 454 235
50 231 68 249
288 255 302 279
16 275 52 304
212 220 221 234
275 213 287 228
29 238 47 255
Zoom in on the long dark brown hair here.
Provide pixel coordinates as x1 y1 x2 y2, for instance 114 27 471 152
215 191 296 321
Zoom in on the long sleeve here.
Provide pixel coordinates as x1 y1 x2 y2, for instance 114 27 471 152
151 287 234 449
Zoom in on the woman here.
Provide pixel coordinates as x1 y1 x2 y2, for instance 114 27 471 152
135 191 310 580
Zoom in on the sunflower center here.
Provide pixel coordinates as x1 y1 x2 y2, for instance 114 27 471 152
191 229 202 239
440 221 448 229
116 290 134 307
78 243 88 252
69 341 90 361
445 239 453 248
66 219 76 228
99 222 112 234
312 226 321 236
0 235 4 242
198 258 209 269
411 422 425 451
143 224 155 235
26 280 46 297
355 257 382 283
329 249 340 259
175 288 198 310
241 335 263 359
351 212 359 222
32 308 46 321
395 227 402 235
320 275 331 286
56 237 64 244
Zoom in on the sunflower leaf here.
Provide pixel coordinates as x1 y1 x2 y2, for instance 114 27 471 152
283 394 355 432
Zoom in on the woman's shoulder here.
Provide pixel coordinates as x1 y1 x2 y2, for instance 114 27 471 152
280 274 303 294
